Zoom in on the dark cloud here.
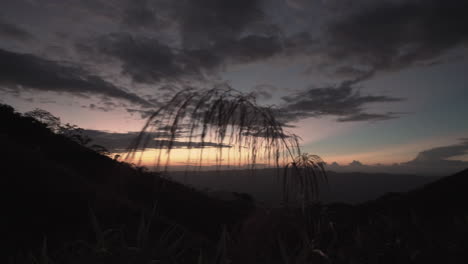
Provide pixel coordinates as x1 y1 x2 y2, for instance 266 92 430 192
337 112 400 122
84 130 170 152
71 0 286 85
0 48 151 107
282 32 320 56
121 0 157 28
78 0 264 46
273 0 468 123
0 18 34 42
126 108 155 119
411 139 468 163
220 35 282 63
97 34 196 83
252 84 277 100
177 0 264 48
5 0 465 127
324 0 468 79
83 103 114 112
83 129 231 152
349 160 364 167
75 0 468 85
95 33 283 84
281 80 402 122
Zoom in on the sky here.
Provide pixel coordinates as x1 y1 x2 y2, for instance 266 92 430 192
1 0 468 174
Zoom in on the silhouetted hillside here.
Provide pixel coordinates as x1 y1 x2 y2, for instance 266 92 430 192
361 167 468 218
0 104 253 261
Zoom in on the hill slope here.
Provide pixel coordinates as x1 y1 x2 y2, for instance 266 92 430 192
0 104 253 259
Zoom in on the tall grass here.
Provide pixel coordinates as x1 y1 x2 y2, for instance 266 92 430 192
283 153 326 207
127 84 326 204
127 84 300 169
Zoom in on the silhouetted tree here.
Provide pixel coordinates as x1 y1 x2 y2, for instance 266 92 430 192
0 103 14 114
24 108 61 132
90 144 110 156
58 123 92 146
24 108 94 147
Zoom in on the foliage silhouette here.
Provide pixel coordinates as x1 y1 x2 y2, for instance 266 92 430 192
127 84 327 204
283 153 326 207
128 84 301 170
24 108 61 132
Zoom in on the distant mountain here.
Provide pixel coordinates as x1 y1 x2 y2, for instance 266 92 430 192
169 169 440 205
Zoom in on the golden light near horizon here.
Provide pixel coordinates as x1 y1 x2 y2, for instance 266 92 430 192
119 140 294 170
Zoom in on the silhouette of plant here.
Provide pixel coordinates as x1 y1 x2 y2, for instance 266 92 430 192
0 103 15 114
24 108 61 132
128 84 328 205
90 144 110 156
22 108 99 150
58 123 92 146
283 153 326 207
128 84 301 170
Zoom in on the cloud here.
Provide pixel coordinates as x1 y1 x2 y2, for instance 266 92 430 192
82 103 115 112
0 48 151 107
121 0 157 28
97 34 198 84
94 33 283 84
0 18 34 42
281 80 402 122
78 1 412 123
220 35 283 63
71 0 286 85
126 108 155 119
285 0 307 10
323 0 468 79
5 0 465 127
83 129 231 152
409 138 468 163
327 139 468 175
75 0 468 84
252 84 277 100
276 0 468 123
176 0 264 48
337 112 401 122
348 160 364 167
79 0 264 39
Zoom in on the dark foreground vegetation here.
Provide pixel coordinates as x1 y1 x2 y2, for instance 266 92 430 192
2 103 468 263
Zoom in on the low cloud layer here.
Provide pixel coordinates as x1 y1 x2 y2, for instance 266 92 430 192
328 139 468 175
84 129 231 152
412 139 468 162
